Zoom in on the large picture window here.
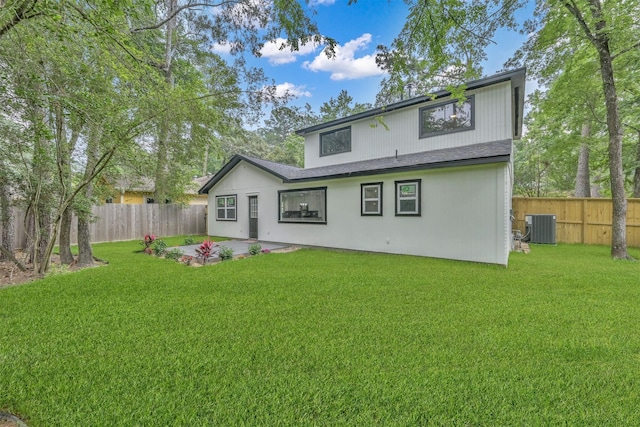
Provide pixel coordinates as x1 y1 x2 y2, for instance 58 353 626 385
320 127 351 156
279 187 327 223
216 195 236 221
419 96 474 138
361 182 383 216
395 180 421 216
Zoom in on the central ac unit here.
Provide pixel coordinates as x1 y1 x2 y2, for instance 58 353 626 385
525 214 556 244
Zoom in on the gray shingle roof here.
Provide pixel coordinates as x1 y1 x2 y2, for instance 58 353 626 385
198 139 511 194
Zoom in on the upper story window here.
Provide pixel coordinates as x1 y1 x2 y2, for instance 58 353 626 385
419 96 474 138
216 195 236 221
320 126 351 156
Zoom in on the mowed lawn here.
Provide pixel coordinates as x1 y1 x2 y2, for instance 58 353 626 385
1 239 640 426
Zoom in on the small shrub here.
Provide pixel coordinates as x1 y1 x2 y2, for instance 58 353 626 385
248 243 262 256
180 255 194 266
195 239 217 264
153 239 167 256
183 235 195 245
261 248 271 254
165 248 184 261
219 246 234 261
141 233 156 254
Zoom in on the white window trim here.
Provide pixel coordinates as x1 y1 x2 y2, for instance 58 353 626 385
361 182 383 216
215 194 237 221
395 180 421 216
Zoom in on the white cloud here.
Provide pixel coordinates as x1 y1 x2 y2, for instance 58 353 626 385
210 42 233 54
302 33 385 80
273 82 312 98
309 0 336 5
260 38 319 65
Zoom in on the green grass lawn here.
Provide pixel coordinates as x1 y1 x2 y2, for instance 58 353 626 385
1 240 640 426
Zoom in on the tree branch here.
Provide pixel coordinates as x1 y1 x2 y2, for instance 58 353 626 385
0 0 41 38
563 0 597 45
612 40 640 61
130 1 230 32
0 245 27 272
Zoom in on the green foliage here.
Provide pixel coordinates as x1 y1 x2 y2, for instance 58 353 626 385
0 0 335 273
218 246 234 261
165 248 184 261
319 90 371 123
248 243 262 256
152 239 167 256
183 235 195 246
1 240 640 424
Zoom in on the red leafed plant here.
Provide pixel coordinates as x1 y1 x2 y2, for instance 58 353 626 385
195 239 217 264
141 233 156 254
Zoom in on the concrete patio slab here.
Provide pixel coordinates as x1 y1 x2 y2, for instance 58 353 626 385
170 239 290 259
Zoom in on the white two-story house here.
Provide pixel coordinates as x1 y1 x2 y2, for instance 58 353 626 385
199 68 525 265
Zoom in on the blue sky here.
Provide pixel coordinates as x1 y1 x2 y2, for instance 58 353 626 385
213 0 531 113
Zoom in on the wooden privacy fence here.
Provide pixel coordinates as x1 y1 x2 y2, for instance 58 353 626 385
512 197 640 247
1 204 207 249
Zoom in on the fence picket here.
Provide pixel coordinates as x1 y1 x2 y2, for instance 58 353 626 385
1 204 206 249
512 197 640 247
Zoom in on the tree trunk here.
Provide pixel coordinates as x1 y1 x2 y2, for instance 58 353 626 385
597 48 629 259
0 181 15 260
565 0 630 259
76 179 94 267
59 206 74 264
633 131 640 198
37 207 52 266
77 215 93 267
153 0 177 204
574 123 591 197
202 144 209 177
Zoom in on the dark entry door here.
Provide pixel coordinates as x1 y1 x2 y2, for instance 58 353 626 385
248 196 258 239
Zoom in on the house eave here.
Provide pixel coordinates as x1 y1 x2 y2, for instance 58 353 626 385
199 140 511 193
198 155 293 194
287 155 511 183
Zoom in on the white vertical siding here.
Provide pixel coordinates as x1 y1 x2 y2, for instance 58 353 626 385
304 82 513 169
208 160 510 265
207 163 284 240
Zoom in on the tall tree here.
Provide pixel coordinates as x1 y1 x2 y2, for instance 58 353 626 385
1 0 337 273
319 90 371 122
259 104 318 167
377 0 640 259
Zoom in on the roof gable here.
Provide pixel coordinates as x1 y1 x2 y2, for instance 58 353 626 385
295 68 526 139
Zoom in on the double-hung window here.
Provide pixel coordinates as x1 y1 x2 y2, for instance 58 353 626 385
395 180 421 216
419 96 474 138
216 195 236 221
361 183 383 216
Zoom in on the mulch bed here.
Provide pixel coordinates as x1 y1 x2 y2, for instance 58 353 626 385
0 252 106 289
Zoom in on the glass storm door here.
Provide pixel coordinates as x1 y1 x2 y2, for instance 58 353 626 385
249 196 258 239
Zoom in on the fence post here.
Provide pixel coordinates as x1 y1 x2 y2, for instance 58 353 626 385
582 199 588 244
